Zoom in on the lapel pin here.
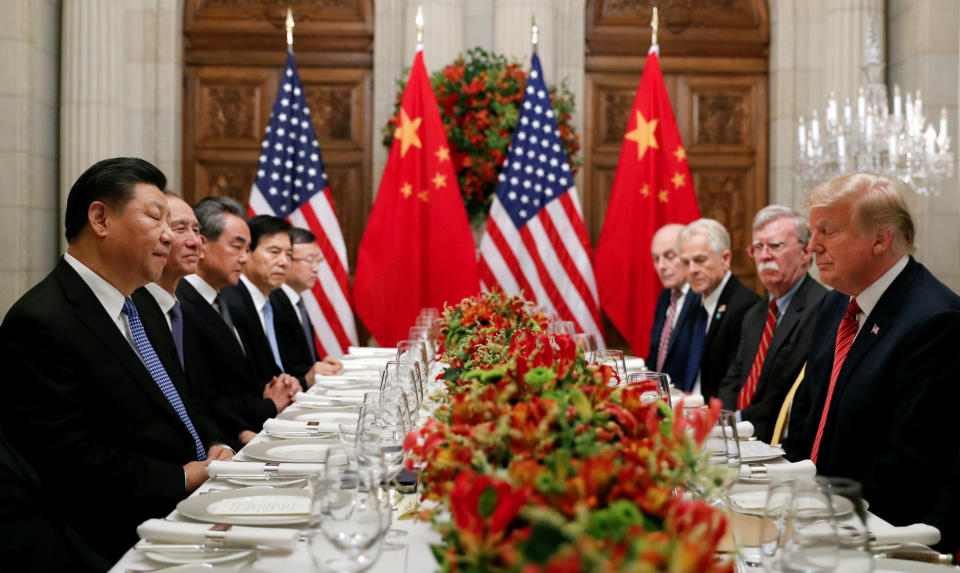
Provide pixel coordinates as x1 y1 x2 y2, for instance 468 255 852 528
871 324 879 335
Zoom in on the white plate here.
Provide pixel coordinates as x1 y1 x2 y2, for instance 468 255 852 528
243 437 340 462
144 549 256 566
176 487 311 526
727 490 854 517
874 558 955 572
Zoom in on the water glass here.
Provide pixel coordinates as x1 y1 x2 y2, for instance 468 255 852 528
593 349 626 384
817 476 873 572
764 478 840 573
624 371 671 406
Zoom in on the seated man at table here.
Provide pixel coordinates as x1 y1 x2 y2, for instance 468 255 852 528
270 226 343 385
179 196 297 445
677 218 762 400
646 223 701 389
718 206 826 442
0 157 232 560
784 172 960 530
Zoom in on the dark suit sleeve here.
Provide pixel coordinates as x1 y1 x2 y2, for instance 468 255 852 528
1 315 188 512
717 309 755 410
860 309 960 524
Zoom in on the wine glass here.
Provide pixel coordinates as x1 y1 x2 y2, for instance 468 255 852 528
624 371 672 406
550 320 576 336
702 409 741 500
593 349 626 385
307 459 388 573
817 476 873 572
382 359 423 412
728 483 781 569
572 333 598 362
408 326 435 363
766 478 840 573
396 341 429 390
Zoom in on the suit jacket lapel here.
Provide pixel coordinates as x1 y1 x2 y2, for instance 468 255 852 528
764 277 815 361
705 277 737 348
666 290 698 359
834 260 917 393
54 261 184 423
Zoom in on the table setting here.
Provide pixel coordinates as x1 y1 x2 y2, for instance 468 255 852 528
109 295 955 572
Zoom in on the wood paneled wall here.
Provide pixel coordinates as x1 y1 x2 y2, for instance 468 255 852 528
584 0 770 296
183 0 373 272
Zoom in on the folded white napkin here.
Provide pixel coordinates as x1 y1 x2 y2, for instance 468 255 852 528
263 418 343 434
137 518 299 551
676 394 704 408
299 392 364 406
623 357 646 371
872 523 941 546
347 346 397 357
740 459 816 481
711 421 755 439
206 461 323 478
339 361 386 372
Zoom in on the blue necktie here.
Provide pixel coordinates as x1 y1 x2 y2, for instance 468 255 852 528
169 301 185 370
682 304 709 393
122 298 207 461
262 300 284 371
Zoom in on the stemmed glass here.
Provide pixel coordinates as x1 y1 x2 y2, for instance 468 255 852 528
624 371 672 406
382 360 423 411
408 326 435 364
550 320 576 336
701 409 741 501
572 333 598 362
593 349 626 385
307 457 388 572
817 476 873 572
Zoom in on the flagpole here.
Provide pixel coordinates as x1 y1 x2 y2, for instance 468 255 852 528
415 6 424 52
531 14 539 55
649 6 660 56
285 7 294 53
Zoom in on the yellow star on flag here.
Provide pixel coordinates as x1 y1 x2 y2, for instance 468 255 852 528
639 183 650 198
671 172 686 188
674 146 687 161
418 190 429 202
624 111 659 160
658 189 670 203
393 108 422 157
400 182 413 198
435 146 450 162
431 173 447 189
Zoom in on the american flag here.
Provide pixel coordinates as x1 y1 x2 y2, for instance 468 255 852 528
479 54 604 343
248 51 358 357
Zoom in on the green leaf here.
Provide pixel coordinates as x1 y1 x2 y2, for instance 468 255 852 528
443 367 463 382
477 485 498 518
523 521 568 564
430 542 446 565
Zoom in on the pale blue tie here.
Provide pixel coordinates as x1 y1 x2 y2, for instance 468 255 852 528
262 300 284 371
122 298 207 460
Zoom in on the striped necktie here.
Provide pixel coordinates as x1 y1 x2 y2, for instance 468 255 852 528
810 298 862 463
656 290 683 371
122 298 207 461
737 298 779 410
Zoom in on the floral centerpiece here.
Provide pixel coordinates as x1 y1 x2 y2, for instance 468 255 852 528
383 48 581 223
404 291 734 572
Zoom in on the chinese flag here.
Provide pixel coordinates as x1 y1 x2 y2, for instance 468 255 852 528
594 49 700 356
353 50 479 345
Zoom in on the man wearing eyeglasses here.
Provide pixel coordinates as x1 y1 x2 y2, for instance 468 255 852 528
270 226 343 387
717 206 826 442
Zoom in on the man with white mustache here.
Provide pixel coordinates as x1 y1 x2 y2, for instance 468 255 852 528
718 205 827 442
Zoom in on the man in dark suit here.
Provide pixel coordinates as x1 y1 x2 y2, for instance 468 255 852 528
180 196 295 445
271 226 343 385
678 218 762 400
0 158 232 559
785 172 960 531
718 206 827 442
646 223 701 389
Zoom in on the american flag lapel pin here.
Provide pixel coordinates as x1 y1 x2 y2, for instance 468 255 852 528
871 324 880 335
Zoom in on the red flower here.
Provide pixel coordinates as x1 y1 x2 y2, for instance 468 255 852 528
450 470 530 553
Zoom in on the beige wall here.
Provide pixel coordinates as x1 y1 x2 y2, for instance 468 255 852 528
0 0 60 316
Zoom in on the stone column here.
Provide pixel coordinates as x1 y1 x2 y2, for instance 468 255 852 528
493 0 554 77
0 0 61 314
60 0 126 220
404 0 466 73
823 0 884 107
888 0 960 290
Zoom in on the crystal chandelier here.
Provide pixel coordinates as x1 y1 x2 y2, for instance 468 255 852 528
794 19 954 196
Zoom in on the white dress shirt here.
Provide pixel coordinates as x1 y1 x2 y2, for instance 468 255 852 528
144 282 177 330
184 274 218 306
239 274 272 333
852 255 909 339
63 253 138 353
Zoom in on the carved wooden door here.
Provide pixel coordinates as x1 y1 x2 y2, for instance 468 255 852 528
183 0 373 275
584 0 769 302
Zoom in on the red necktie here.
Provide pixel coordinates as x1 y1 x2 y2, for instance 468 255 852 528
656 290 683 371
737 298 779 410
810 298 862 463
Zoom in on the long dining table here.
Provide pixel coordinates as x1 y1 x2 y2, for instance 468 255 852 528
108 350 944 572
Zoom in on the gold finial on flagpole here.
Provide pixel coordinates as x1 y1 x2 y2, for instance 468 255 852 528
531 14 539 53
415 5 424 50
285 7 294 49
651 6 659 46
